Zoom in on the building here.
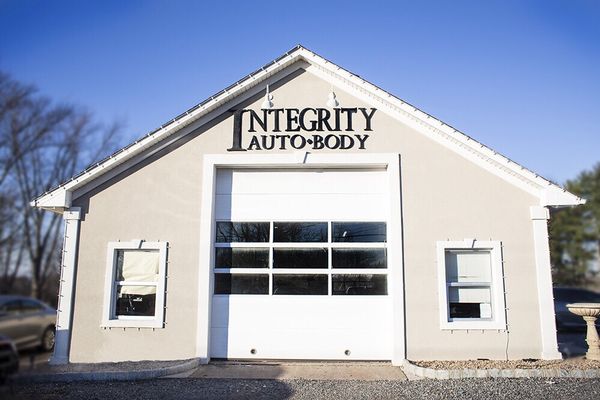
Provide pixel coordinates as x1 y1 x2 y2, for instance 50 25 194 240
32 45 584 365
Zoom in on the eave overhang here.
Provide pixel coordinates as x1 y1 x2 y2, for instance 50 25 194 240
30 45 585 213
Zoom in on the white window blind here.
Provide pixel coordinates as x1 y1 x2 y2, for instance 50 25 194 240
437 240 506 330
117 250 159 295
445 251 491 283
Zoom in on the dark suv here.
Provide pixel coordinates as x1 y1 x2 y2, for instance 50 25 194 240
553 287 600 332
0 334 18 382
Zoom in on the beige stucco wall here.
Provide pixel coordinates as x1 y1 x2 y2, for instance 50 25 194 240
70 65 542 362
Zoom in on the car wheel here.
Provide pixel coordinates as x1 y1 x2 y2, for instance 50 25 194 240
40 326 55 352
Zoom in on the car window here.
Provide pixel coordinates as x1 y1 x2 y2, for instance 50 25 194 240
0 300 22 315
21 299 44 313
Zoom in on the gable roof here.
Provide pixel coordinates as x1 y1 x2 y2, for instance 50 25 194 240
31 44 584 211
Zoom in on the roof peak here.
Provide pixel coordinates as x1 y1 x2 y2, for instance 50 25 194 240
31 45 584 210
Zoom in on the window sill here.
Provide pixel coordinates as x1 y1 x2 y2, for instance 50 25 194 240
440 320 506 331
101 319 164 329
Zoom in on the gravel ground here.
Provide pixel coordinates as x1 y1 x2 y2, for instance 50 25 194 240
414 358 600 370
3 378 600 400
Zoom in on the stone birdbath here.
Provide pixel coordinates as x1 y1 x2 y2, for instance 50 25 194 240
566 303 600 360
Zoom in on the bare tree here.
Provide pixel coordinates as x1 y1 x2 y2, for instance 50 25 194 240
0 71 119 302
0 198 24 293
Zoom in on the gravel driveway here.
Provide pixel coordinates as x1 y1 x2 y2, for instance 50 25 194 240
5 377 600 400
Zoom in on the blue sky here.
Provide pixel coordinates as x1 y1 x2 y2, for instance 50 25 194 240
1 0 598 184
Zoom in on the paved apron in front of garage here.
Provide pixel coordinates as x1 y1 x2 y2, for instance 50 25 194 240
177 361 407 381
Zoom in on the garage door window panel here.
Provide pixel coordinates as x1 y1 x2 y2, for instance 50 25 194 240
215 248 269 269
333 222 386 243
216 222 270 243
332 248 387 269
273 222 328 242
273 274 328 295
273 248 328 269
332 274 387 295
214 273 269 295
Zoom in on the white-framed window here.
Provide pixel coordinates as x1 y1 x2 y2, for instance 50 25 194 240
436 239 506 330
101 240 168 328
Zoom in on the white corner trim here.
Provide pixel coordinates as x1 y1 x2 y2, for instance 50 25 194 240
388 155 406 365
101 240 168 329
436 240 507 331
195 160 216 360
530 206 562 359
50 207 81 365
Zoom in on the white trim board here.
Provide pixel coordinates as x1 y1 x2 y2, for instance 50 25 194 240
101 240 168 329
196 153 406 365
50 207 82 365
530 206 562 359
31 45 584 212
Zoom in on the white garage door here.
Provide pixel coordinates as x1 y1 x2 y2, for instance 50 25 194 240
210 168 392 360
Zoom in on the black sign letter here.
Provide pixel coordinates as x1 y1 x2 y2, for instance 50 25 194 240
227 110 246 152
359 108 377 131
